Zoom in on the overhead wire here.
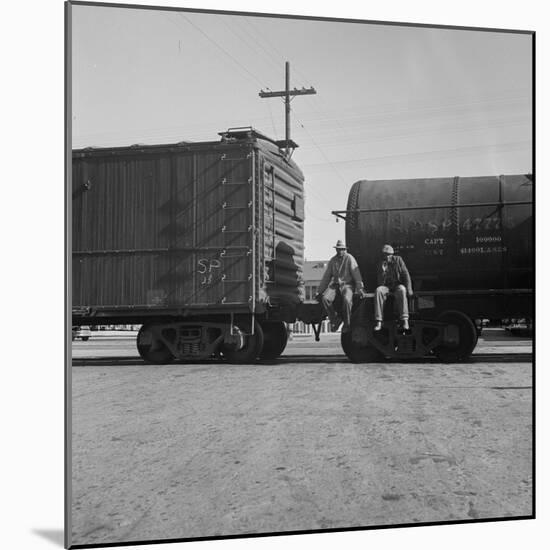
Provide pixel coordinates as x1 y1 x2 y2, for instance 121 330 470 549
219 16 283 76
241 18 356 144
242 15 366 182
243 15 531 171
239 17 289 74
171 12 292 140
239 17 351 187
296 118 532 151
75 12 531 175
175 13 267 90
73 108 529 148
213 16 284 139
301 140 532 168
291 107 348 185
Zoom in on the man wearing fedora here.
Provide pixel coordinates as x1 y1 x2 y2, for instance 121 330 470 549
316 240 367 332
374 244 413 331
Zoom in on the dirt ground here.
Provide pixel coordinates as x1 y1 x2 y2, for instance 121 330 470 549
70 330 532 546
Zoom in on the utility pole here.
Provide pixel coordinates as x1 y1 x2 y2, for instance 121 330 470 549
259 61 316 157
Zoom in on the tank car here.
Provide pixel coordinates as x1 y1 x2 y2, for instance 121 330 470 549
333 174 533 362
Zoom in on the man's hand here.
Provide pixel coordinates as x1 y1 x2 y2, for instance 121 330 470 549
407 289 414 298
358 288 368 299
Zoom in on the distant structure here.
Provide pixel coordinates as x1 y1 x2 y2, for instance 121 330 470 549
292 260 331 335
303 260 328 300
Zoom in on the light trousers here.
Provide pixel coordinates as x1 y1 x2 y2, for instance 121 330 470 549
375 285 409 321
321 285 354 328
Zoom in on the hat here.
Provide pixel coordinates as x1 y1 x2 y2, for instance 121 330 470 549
334 240 347 249
382 244 394 254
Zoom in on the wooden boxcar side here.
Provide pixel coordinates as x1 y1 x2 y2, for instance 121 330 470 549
72 130 305 323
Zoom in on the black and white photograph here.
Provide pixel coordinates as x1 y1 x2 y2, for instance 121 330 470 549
64 1 536 548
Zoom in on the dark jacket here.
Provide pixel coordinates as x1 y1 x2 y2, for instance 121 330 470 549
376 255 413 295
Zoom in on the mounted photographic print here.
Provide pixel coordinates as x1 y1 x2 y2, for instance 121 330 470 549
66 1 534 548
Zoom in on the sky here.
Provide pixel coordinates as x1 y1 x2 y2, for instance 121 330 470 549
71 4 532 260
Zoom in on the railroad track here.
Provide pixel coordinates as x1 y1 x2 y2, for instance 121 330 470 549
71 351 532 368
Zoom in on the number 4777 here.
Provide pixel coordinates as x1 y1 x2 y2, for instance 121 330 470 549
462 217 501 231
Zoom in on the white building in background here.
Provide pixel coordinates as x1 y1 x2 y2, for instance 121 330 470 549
292 260 331 335
303 260 328 300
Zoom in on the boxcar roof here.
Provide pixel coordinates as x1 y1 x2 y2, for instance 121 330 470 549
73 128 303 178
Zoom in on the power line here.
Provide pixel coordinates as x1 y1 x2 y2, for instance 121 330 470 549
243 16 363 156
165 14 528 176
240 17 291 74
301 140 532 168
77 13 531 176
176 13 267 89
244 15 532 153
291 108 348 186
265 98 278 139
295 94 530 133
73 111 530 155
245 17 314 86
74 106 527 142
220 16 283 77
160 13 291 142
294 119 532 151
219 19 349 176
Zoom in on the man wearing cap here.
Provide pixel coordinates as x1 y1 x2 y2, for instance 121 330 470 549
316 240 367 332
374 244 413 331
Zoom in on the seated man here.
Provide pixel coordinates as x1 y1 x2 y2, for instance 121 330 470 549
374 244 413 331
317 240 367 333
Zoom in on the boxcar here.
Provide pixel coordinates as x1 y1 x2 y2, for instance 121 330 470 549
72 128 321 363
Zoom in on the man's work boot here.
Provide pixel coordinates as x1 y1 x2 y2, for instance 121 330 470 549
374 321 382 331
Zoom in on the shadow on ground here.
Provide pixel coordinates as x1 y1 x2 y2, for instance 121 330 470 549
33 529 64 547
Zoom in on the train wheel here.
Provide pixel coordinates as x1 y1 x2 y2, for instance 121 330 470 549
341 330 383 363
259 321 288 360
221 320 264 364
137 324 174 365
434 310 477 362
